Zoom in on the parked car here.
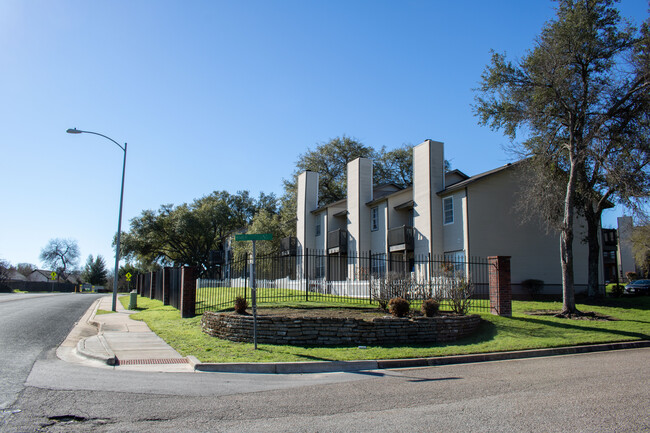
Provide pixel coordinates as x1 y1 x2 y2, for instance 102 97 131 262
624 279 650 295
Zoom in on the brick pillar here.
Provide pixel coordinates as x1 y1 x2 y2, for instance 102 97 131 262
162 267 172 305
488 256 512 317
180 266 198 318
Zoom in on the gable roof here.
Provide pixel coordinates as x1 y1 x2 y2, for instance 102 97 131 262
438 162 519 195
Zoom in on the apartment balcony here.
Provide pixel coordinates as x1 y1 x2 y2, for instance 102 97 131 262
280 236 298 256
328 229 348 254
388 225 414 252
208 249 226 265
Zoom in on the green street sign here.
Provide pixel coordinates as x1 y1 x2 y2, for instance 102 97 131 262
50 271 57 281
125 272 132 282
235 233 273 241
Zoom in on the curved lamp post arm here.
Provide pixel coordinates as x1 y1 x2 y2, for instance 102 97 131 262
67 127 127 312
66 128 125 152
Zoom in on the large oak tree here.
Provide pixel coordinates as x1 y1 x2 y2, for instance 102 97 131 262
474 0 649 314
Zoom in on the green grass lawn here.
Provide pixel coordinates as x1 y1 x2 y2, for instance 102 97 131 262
119 295 650 363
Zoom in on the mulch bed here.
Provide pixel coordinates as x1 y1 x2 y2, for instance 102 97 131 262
524 310 617 321
245 307 388 319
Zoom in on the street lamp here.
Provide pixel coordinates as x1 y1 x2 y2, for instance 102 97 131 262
67 128 127 312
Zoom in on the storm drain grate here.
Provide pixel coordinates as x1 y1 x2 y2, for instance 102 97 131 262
117 358 189 365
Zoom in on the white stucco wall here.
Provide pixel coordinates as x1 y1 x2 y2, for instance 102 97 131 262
413 140 445 257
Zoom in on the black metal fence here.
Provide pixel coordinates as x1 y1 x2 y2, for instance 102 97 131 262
168 267 182 310
196 250 492 314
135 267 183 310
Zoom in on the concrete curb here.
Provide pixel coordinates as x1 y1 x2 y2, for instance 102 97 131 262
75 335 117 366
189 356 379 374
87 298 102 331
187 340 650 374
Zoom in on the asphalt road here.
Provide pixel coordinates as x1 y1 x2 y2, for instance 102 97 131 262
0 293 101 411
3 324 649 433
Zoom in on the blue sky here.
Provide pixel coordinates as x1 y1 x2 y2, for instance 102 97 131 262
1 0 647 269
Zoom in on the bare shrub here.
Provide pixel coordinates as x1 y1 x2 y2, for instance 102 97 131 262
421 298 440 317
521 279 544 299
234 296 248 314
369 272 414 310
448 278 474 315
388 297 410 317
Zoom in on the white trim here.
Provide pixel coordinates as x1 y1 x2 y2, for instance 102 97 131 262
443 196 454 225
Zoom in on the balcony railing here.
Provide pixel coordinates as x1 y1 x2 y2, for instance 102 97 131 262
328 229 348 254
388 225 414 252
209 249 225 265
280 236 298 256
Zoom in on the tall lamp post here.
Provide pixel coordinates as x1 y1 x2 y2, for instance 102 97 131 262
67 128 127 312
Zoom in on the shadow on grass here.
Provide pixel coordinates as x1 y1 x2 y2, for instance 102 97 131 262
508 315 650 340
578 295 650 311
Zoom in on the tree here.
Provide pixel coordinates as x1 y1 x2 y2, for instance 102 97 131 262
120 190 261 272
474 0 649 314
81 255 108 286
281 136 451 231
39 238 80 281
0 259 10 292
283 136 378 209
15 263 37 277
375 144 414 188
232 209 291 257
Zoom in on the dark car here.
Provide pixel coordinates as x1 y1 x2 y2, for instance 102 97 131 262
624 279 650 295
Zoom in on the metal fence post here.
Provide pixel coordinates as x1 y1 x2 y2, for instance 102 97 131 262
305 248 309 302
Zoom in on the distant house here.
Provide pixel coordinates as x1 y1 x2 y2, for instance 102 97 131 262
295 139 603 297
28 270 53 282
7 269 27 282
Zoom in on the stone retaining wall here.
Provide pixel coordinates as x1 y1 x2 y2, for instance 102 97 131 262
201 312 482 346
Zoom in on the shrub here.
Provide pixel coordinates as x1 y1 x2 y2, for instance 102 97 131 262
388 297 410 317
448 278 473 315
626 272 638 282
610 284 625 298
521 279 544 299
370 272 413 311
234 296 248 314
421 298 439 317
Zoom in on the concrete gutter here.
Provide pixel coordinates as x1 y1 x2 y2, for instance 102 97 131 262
76 335 117 366
188 340 650 374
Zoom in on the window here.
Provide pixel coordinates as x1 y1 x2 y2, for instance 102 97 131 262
443 196 453 224
315 223 321 237
316 256 325 278
371 207 379 231
443 250 466 278
371 253 386 276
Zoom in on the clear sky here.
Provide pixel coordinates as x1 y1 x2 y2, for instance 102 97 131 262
1 0 647 269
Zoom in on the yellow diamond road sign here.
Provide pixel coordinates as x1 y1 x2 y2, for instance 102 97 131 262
125 272 132 282
50 271 57 281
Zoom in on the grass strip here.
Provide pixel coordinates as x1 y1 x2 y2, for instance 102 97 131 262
119 295 650 363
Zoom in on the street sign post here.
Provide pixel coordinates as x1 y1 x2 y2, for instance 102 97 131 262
234 233 273 349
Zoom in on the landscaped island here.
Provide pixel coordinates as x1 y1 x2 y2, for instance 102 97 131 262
201 308 482 346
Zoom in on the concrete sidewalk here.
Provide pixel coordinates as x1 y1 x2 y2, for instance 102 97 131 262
63 295 194 372
63 295 650 374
